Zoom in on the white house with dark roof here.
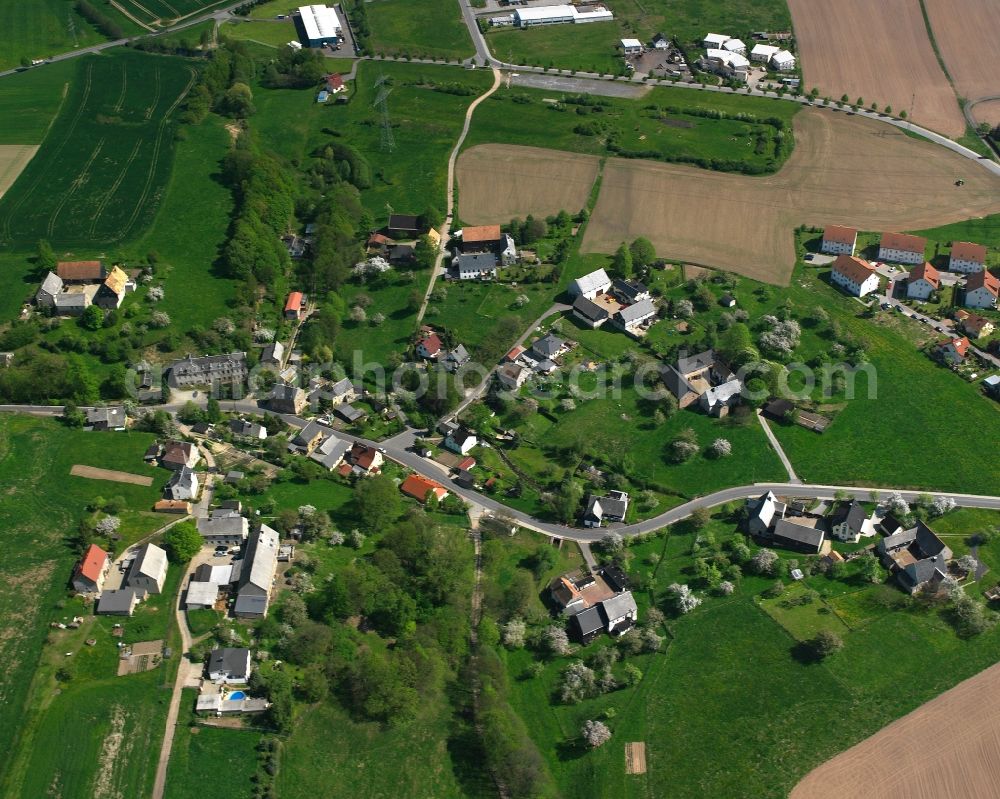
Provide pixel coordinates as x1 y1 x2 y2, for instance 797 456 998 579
699 378 741 417
829 501 877 543
165 466 199 501
208 647 252 683
444 427 478 455
583 490 629 527
197 514 249 545
599 591 638 634
877 520 951 594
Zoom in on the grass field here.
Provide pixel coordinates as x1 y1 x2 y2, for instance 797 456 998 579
0 414 166 794
366 0 473 60
165 690 264 799
220 19 297 48
488 21 629 75
463 82 799 175
0 57 78 144
0 50 197 249
0 0 107 71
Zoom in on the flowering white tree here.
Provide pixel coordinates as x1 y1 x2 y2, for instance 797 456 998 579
514 294 530 308
561 398 576 411
718 580 736 596
150 311 170 328
254 327 275 343
671 438 699 463
95 516 121 536
600 532 624 556
957 554 979 575
582 719 612 748
328 530 345 546
751 548 779 576
543 625 572 656
370 312 386 326
213 317 235 335
667 583 702 614
298 504 316 518
347 529 366 549
350 306 367 323
675 299 694 319
352 256 391 278
641 627 664 652
502 618 526 648
930 496 956 517
711 438 732 458
146 285 164 302
886 491 910 517
560 660 596 703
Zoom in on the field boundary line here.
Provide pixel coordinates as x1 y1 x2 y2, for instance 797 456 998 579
117 66 196 241
47 137 105 238
0 62 94 240
113 62 128 113
90 139 143 236
145 68 161 121
110 0 157 31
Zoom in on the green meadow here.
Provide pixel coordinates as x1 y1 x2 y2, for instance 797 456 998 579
366 0 473 60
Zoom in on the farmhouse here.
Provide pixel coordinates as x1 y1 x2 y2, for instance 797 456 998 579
443 344 471 372
612 278 651 305
72 543 111 594
297 4 342 47
268 382 307 414
57 260 105 284
746 490 786 536
444 426 477 455
154 499 191 514
455 252 499 280
185 581 219 610
386 214 421 239
699 378 742 417
830 254 879 297
569 268 612 300
771 517 826 554
167 353 248 388
161 441 199 470
234 524 279 618
94 266 128 310
513 4 613 27
600 590 638 635
287 420 330 454
582 490 630 527
829 501 877 543
661 349 739 411
208 647 252 684
53 292 90 316
309 434 351 470
96 588 142 616
416 329 443 360
529 333 568 362
35 272 63 307
197 514 249 546
949 241 987 273
964 270 998 309
125 543 168 595
85 405 126 431
165 466 199 501
820 225 857 256
572 295 611 328
348 442 383 474
400 473 449 503
906 262 941 300
570 606 605 644
878 520 951 594
497 362 530 390
550 568 617 615
284 291 304 320
936 336 969 365
613 297 657 335
878 232 926 265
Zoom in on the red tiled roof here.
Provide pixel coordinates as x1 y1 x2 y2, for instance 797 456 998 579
76 544 109 583
832 254 876 284
505 345 525 362
350 442 380 470
57 260 104 281
284 292 303 313
418 331 443 356
463 224 502 244
909 262 940 289
400 473 446 502
327 73 344 90
939 336 970 357
162 441 194 465
336 463 353 477
951 241 987 264
962 312 993 336
880 232 926 254
823 225 856 246
457 456 476 471
967 269 999 298
368 233 392 246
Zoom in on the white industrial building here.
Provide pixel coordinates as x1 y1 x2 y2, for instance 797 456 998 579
620 38 642 55
513 4 613 27
297 4 342 47
722 38 745 54
750 43 779 62
703 32 729 48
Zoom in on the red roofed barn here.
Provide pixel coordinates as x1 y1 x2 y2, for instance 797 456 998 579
72 543 111 593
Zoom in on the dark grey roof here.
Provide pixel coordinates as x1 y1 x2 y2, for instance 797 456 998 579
333 404 364 423
531 333 565 359
773 519 825 548
54 293 88 308
597 494 628 520
96 588 141 613
330 377 355 398
457 253 498 275
208 647 250 679
584 495 603 522
309 435 351 468
662 365 697 399
169 352 247 379
612 278 648 303
388 244 415 260
601 564 629 593
831 501 867 532
571 606 605 636
600 590 638 621
901 557 948 590
572 294 610 323
388 213 420 231
261 341 284 363
615 298 656 325
676 349 716 375
446 344 470 365
270 383 302 402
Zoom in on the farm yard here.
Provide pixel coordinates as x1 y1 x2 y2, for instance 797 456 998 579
456 109 1000 285
791 659 1000 799
0 50 196 249
787 0 966 138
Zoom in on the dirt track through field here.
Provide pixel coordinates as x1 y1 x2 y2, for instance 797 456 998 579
457 109 1000 285
70 464 154 486
456 145 600 223
924 0 1000 111
791 660 1000 799
787 0 965 138
0 146 38 200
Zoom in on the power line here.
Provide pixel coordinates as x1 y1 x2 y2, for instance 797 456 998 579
373 74 395 152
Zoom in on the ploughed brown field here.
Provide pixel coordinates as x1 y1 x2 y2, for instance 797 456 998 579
787 0 965 138
0 145 38 200
456 145 600 224
924 0 1000 117
458 109 1000 285
791 660 1000 799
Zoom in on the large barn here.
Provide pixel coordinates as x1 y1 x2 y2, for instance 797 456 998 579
297 5 343 47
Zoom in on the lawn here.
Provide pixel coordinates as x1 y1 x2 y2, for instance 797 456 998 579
0 49 197 249
0 0 108 71
488 20 632 75
912 212 1000 271
165 689 264 799
366 0 473 60
463 82 798 174
758 581 852 640
220 19 298 48
249 0 302 18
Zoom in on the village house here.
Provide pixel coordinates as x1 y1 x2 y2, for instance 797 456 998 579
167 353 248 388
497 362 530 390
820 225 857 256
154 499 192 514
613 298 657 336
287 420 330 454
612 278 651 305
936 336 969 365
830 254 879 297
309 433 351 470
234 524 279 618
268 383 307 414
569 268 613 300
582 490 630 527
261 341 285 369
284 291 305 321
964 270 999 309
746 491 826 553
96 588 143 616
600 590 638 635
415 329 443 360
948 241 987 273
125 543 168 595
161 441 199 471
197 514 249 546
230 419 267 440
455 252 499 280
956 310 994 339
386 213 421 239
333 403 365 425
94 266 128 310
746 490 785 536
550 567 638 643
444 426 477 455
165 466 199 501
459 224 518 266
829 501 878 543
551 568 618 615
528 333 568 366
699 378 742 417
651 32 669 50
443 344 471 372
72 543 111 593
662 349 740 412
326 72 345 94
572 295 611 328
347 442 383 474
877 520 952 594
85 406 126 431
878 232 926 265
35 272 63 307
400 473 449 504
906 262 941 300
208 647 252 684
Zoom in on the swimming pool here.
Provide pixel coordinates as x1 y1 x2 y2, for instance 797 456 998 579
228 691 246 700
